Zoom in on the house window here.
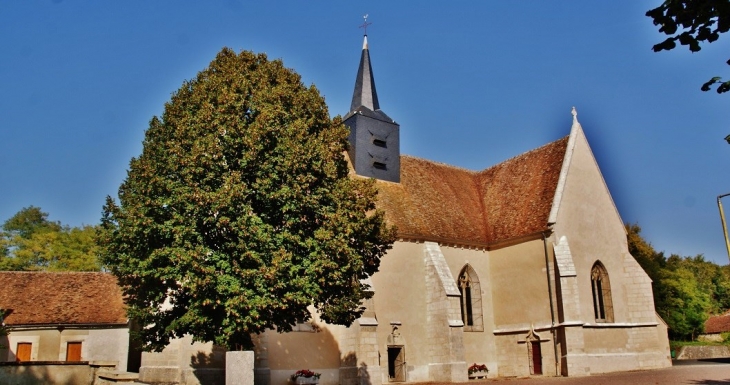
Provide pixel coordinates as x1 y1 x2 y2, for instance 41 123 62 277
591 262 614 322
66 341 82 361
458 264 483 332
373 139 387 148
16 342 32 362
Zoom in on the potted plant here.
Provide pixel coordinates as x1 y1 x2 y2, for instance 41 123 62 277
291 369 321 384
468 363 488 379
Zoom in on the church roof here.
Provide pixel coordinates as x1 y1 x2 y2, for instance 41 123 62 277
0 272 127 326
376 136 570 246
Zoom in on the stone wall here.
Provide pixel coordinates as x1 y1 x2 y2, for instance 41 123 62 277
139 335 225 385
675 345 730 360
0 362 92 385
0 361 119 385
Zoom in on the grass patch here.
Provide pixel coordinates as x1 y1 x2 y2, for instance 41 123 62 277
670 339 730 353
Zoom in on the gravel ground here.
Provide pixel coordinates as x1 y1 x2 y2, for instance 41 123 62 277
426 361 730 385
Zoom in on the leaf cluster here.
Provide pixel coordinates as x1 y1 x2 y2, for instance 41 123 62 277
100 48 396 351
0 206 100 271
647 0 730 93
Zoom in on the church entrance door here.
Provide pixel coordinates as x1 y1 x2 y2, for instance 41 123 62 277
387 346 405 382
530 341 542 375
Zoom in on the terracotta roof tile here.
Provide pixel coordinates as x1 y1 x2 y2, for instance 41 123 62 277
705 312 730 334
0 272 127 326
478 136 569 242
376 136 569 245
377 157 487 243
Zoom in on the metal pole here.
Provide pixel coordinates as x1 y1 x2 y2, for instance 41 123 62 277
717 193 730 262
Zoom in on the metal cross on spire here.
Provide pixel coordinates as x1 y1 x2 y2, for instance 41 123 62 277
359 14 372 35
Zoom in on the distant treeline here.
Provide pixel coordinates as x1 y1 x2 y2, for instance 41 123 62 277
628 223 730 340
0 206 100 271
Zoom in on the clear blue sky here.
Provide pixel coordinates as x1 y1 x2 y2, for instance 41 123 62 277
2 2 729 264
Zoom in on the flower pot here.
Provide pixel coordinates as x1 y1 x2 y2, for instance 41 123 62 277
468 370 488 379
294 377 319 385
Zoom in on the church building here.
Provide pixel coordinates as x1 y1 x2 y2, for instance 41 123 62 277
138 33 671 385
251 33 672 384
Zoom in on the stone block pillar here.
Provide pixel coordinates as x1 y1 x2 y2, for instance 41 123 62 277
423 242 467 382
553 237 589 377
227 351 255 385
340 291 381 385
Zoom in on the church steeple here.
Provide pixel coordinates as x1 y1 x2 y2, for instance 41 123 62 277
350 35 380 112
343 25 401 183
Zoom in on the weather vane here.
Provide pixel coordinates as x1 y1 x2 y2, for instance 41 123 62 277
359 14 372 35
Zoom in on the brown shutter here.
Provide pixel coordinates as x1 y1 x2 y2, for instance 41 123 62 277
16 343 32 362
66 342 82 361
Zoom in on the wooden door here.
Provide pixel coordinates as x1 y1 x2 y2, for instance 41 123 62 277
387 346 405 382
66 341 82 361
531 341 542 375
394 347 405 382
16 342 32 362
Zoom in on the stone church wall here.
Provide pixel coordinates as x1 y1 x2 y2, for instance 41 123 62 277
550 124 671 374
263 322 343 385
493 332 557 378
489 240 553 330
370 241 429 383
440 245 498 377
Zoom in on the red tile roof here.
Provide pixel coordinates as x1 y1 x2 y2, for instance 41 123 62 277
705 312 730 334
0 272 127 326
376 136 569 246
478 136 569 243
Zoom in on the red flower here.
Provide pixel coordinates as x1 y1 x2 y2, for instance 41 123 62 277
291 369 322 381
468 363 488 374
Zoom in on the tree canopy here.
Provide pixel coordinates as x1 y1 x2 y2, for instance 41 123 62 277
647 0 730 93
627 223 730 339
100 48 396 351
0 206 100 271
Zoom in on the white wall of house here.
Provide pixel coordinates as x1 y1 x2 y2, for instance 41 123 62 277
3 326 129 370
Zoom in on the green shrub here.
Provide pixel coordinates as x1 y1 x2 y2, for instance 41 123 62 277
721 332 730 343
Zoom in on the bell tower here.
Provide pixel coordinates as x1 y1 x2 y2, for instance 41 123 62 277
343 32 400 183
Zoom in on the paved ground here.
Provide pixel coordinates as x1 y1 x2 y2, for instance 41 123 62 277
438 360 730 385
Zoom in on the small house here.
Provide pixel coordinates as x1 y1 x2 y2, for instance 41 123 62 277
0 272 131 370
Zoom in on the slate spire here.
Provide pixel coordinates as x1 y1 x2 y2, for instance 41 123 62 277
350 35 380 112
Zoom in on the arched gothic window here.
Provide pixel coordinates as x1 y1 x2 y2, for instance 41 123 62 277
590 262 614 323
458 264 483 332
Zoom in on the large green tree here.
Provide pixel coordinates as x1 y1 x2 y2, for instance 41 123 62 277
647 0 730 93
626 223 730 339
626 223 665 282
655 262 711 340
0 206 100 271
100 48 396 351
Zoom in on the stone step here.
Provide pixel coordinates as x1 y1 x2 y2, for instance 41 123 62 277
97 370 140 382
